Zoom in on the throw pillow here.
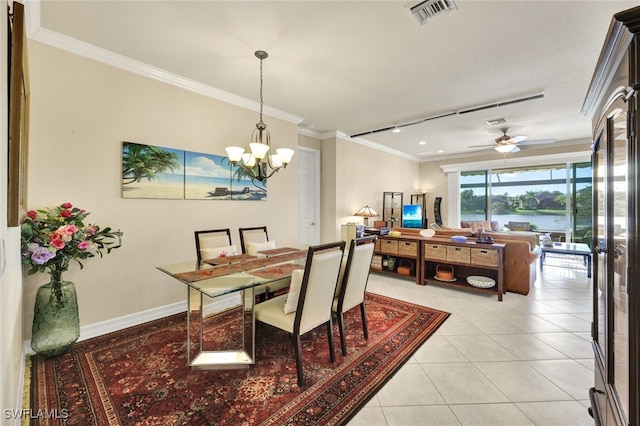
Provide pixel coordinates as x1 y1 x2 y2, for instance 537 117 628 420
283 269 304 314
247 240 276 256
471 221 493 233
200 244 237 260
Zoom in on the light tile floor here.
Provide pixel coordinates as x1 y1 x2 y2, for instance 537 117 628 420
349 260 594 426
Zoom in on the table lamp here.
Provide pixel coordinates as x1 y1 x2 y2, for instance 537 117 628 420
354 205 378 227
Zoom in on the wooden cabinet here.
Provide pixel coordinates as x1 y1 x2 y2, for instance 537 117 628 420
371 235 421 284
582 6 640 425
421 239 504 301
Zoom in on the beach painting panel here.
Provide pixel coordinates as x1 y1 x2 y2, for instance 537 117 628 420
184 151 267 201
122 142 185 199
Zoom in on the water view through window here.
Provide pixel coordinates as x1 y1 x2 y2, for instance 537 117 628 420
461 163 592 242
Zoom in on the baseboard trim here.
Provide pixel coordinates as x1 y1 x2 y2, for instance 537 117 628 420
22 293 241 355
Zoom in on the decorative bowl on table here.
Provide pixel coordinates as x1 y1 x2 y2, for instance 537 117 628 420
451 235 467 243
466 276 496 289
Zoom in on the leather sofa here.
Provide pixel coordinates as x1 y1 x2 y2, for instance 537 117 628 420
395 227 541 295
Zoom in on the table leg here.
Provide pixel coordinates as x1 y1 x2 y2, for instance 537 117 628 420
587 254 592 278
186 286 191 366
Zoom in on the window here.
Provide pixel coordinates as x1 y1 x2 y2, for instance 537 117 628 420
461 162 592 241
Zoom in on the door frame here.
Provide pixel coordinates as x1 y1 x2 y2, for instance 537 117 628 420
298 146 320 246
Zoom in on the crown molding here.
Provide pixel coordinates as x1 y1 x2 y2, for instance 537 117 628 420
297 127 324 138
336 132 422 162
24 1 303 125
440 151 592 173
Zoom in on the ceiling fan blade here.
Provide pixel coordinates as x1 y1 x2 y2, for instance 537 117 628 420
510 146 521 153
509 135 528 143
468 143 498 148
518 138 555 146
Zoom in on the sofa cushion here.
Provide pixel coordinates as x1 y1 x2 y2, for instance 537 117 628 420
460 220 499 231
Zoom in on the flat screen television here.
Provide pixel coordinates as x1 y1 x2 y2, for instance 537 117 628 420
401 204 423 228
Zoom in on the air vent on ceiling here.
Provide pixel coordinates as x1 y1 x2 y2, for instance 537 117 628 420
408 0 457 25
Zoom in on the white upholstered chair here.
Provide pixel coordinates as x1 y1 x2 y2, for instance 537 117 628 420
238 226 290 298
194 228 267 300
333 235 377 356
254 241 346 387
194 229 235 265
239 226 271 255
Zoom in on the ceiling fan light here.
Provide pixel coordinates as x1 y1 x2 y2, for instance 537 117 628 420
495 144 515 153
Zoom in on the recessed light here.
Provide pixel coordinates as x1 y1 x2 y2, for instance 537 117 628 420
438 150 444 154
392 126 401 133
419 141 426 145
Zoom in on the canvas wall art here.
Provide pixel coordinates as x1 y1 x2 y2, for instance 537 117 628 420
122 142 266 201
122 142 185 199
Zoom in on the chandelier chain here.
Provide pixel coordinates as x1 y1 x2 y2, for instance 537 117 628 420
258 56 264 125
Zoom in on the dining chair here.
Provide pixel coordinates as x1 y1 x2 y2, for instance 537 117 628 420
195 228 266 301
238 226 271 255
333 235 377 356
238 226 289 297
194 228 234 264
254 240 346 387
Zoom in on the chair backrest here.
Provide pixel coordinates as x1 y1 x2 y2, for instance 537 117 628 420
295 241 345 335
337 236 377 313
238 226 269 254
508 221 531 232
194 229 232 264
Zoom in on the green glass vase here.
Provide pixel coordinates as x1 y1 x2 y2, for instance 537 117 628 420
31 272 80 357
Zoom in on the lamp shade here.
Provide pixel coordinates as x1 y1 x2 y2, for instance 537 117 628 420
354 205 378 218
276 148 295 165
250 142 270 159
241 153 256 167
225 146 245 162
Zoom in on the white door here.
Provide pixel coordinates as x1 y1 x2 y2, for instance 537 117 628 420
298 147 320 246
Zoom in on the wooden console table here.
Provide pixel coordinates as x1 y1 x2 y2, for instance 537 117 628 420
370 234 422 284
421 238 505 301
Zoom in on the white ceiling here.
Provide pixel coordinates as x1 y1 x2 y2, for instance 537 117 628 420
30 0 639 160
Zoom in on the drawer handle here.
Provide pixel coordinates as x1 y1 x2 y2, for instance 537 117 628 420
431 245 439 249
454 248 462 251
480 250 488 254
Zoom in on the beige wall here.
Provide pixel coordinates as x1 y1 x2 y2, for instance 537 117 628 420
22 41 300 333
322 136 420 241
298 133 322 151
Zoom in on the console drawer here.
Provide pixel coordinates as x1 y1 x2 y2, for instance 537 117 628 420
424 244 447 261
471 247 498 267
447 246 470 264
379 239 398 255
398 241 418 257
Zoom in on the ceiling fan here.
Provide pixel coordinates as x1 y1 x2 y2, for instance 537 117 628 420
469 127 555 153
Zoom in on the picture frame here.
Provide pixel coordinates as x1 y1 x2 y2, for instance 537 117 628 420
8 2 30 227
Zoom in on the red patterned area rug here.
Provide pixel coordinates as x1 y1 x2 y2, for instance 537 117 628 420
30 293 448 425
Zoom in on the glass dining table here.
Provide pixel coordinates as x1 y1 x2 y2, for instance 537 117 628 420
156 247 307 369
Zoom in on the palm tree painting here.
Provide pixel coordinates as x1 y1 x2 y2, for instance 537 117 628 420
122 142 184 199
185 151 266 200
